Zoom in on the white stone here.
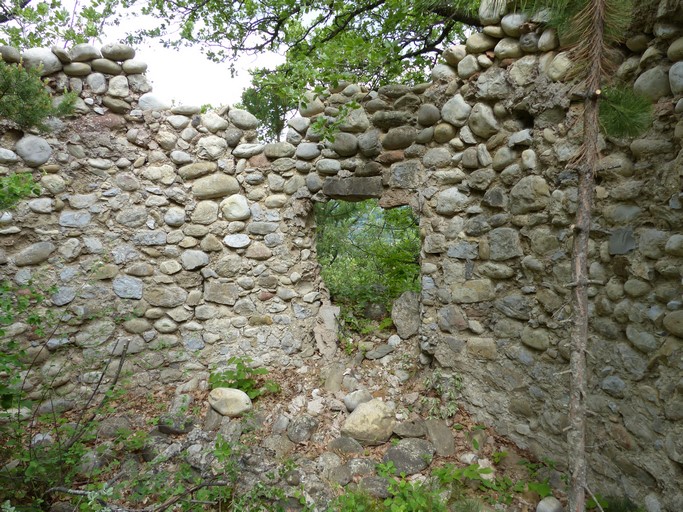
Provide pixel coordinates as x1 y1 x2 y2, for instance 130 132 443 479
202 111 229 132
220 194 251 221
21 48 62 75
138 93 171 111
546 52 573 81
107 75 129 98
208 388 253 417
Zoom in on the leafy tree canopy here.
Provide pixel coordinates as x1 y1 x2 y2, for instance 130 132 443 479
0 0 120 48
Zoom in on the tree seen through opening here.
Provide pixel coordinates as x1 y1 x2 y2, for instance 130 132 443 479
314 198 421 334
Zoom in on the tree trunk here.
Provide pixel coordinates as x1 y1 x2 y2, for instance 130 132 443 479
568 0 607 510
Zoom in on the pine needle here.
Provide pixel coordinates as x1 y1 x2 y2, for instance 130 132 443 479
599 86 652 138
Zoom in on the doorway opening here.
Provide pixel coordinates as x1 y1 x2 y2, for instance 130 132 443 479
314 198 421 341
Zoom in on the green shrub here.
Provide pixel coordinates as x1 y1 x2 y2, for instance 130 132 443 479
0 61 76 131
209 356 280 400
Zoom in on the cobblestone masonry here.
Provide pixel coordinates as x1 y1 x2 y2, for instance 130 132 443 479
1 1 682 508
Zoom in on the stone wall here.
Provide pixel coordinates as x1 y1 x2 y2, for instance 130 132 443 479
1 1 682 509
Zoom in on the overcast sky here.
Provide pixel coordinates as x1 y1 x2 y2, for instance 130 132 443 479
77 1 283 108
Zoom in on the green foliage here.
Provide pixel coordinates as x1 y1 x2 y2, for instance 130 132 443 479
384 478 448 512
516 0 632 47
0 61 76 131
0 280 50 409
0 173 40 212
238 69 297 142
599 86 652 138
0 0 119 49
209 356 280 400
315 199 420 327
433 461 556 507
310 101 361 143
420 370 461 419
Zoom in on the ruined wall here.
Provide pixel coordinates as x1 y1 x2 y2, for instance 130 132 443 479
1 1 682 508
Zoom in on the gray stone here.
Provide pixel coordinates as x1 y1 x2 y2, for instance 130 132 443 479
0 45 20 63
191 201 218 224
340 399 395 446
101 43 135 61
220 194 251 221
208 387 252 417
383 438 435 475
22 48 62 75
501 12 528 37
138 93 171 111
393 419 427 438
113 275 143 299
422 147 451 168
179 162 216 179
468 103 500 139
14 242 55 266
144 286 188 307
0 148 18 164
495 295 532 320
331 132 358 156
132 231 166 246
232 144 266 158
510 176 550 214
180 250 209 270
431 63 457 82
452 280 495 303
536 496 563 512
343 389 373 412
494 38 523 59
296 142 321 160
392 291 420 338
417 104 441 126
204 281 240 305
633 66 672 102
197 112 226 133
317 159 341 175
287 414 319 443
466 32 497 53
335 107 369 134
228 108 259 129
488 227 523 260
192 174 239 199
15 135 52 167
457 54 480 79
443 44 467 66
115 207 147 227
63 62 91 76
436 187 470 215
196 135 228 160
670 62 683 95
479 0 507 24
164 207 186 227
382 126 417 150
59 211 91 228
601 375 626 398
70 43 100 61
107 75 129 97
663 311 683 338
441 94 471 127
425 419 455 456
365 344 394 360
521 326 551 351
328 438 363 458
547 52 573 81
223 234 251 249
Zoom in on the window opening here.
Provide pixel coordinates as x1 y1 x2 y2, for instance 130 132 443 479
314 198 421 337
